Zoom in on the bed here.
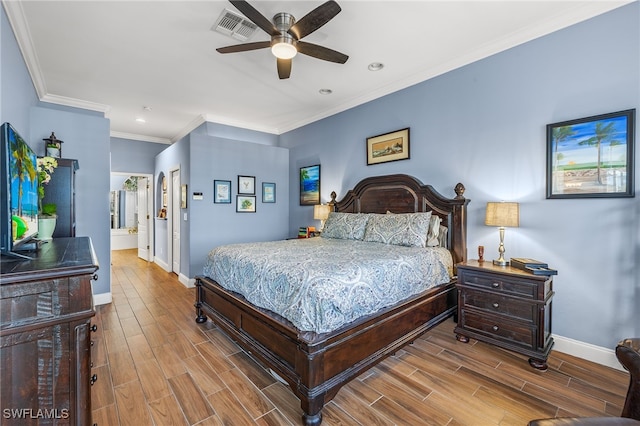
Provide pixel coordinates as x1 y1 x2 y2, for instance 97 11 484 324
194 174 469 425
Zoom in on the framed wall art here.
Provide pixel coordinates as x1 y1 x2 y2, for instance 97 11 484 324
238 175 255 195
214 180 231 203
262 182 276 203
300 164 320 205
366 127 410 165
236 195 256 213
547 109 635 199
180 184 188 208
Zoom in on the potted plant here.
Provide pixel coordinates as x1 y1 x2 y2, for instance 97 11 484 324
37 156 58 239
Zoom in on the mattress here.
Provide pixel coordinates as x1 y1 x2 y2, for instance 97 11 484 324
202 237 453 334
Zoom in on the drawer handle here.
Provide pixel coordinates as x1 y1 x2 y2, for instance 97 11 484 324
90 324 98 332
91 340 94 347
90 374 98 385
492 325 499 332
492 302 499 309
92 273 99 281
492 282 500 288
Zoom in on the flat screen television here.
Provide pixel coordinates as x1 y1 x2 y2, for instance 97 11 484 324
1 122 39 259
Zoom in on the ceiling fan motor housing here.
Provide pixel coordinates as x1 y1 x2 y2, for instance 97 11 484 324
271 12 297 58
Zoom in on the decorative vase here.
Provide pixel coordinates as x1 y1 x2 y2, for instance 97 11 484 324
38 216 57 240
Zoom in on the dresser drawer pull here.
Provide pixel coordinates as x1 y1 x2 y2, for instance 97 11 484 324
90 374 98 385
492 282 500 288
492 302 499 309
92 273 99 281
90 324 98 332
492 325 499 332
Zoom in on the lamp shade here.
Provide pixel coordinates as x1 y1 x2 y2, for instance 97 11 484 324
485 202 519 227
313 204 331 221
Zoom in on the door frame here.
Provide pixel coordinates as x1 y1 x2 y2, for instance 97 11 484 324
109 172 154 258
167 165 180 275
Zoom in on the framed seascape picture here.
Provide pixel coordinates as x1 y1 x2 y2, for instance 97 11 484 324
214 180 231 203
366 128 410 165
236 195 256 213
262 182 276 203
547 109 635 199
300 164 320 205
238 175 255 195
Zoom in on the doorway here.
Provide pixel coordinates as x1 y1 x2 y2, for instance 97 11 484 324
110 172 153 261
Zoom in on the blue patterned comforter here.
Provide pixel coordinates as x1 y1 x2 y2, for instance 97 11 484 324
202 238 453 334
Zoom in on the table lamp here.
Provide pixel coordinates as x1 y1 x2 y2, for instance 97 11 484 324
485 201 519 266
313 204 331 231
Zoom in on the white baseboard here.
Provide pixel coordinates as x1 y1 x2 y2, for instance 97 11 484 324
93 292 112 306
553 334 622 371
154 256 171 272
179 273 195 288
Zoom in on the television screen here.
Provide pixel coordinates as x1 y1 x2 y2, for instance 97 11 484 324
1 123 39 254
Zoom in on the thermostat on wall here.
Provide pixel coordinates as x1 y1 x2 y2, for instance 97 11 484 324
193 192 203 201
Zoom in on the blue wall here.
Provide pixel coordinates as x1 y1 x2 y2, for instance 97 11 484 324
280 3 640 349
110 137 167 174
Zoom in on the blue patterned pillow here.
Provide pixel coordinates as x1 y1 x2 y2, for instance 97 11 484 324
321 213 371 240
363 212 432 247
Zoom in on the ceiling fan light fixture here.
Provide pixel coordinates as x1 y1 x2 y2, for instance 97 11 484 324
368 62 384 71
271 33 297 59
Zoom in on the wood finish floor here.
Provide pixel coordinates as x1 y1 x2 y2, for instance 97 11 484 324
93 249 630 425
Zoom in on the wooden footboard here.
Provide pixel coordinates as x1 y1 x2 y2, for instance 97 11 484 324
195 275 457 425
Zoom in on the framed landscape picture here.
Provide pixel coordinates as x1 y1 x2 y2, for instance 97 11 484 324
300 165 320 205
547 109 635 198
366 128 410 165
236 195 256 213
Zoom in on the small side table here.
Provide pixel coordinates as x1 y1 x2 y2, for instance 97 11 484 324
454 260 555 370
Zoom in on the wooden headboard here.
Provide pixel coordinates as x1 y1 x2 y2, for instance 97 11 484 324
329 174 470 265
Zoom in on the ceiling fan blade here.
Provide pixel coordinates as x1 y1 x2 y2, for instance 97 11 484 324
277 58 292 79
288 0 341 40
296 41 348 64
229 0 279 37
217 41 271 54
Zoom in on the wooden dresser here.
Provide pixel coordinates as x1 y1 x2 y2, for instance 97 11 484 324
454 260 554 370
0 237 98 425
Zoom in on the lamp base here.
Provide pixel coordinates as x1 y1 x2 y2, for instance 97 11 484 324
493 259 509 266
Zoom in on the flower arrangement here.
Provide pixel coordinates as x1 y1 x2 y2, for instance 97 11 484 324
37 156 58 216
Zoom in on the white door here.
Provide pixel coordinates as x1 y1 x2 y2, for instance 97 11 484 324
171 170 180 274
137 177 150 261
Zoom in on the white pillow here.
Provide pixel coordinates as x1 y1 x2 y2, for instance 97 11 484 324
426 215 442 247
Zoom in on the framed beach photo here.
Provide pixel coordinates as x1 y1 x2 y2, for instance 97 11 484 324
262 182 276 203
366 128 410 165
214 180 231 203
238 175 255 195
236 195 256 213
300 165 320 205
546 109 635 199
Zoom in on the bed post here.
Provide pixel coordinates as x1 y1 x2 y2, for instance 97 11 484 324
450 182 468 265
194 278 208 323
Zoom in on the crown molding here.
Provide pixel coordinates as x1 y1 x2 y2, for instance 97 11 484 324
110 131 171 145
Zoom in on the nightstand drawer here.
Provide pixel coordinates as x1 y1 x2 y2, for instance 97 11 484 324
460 289 536 322
461 310 534 347
459 271 539 298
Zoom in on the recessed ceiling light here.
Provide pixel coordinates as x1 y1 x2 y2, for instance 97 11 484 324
368 62 384 71
135 118 146 123
319 88 333 95
143 106 152 112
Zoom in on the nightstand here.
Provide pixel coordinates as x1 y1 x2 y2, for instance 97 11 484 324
454 260 555 370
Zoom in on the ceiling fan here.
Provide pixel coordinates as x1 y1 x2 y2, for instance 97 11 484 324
216 0 349 79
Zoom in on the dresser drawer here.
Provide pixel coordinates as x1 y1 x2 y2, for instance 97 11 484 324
460 288 536 323
459 270 543 299
461 310 535 348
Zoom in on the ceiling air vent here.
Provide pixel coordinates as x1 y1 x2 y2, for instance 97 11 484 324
212 9 258 42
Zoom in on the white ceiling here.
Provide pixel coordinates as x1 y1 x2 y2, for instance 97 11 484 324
3 1 631 144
